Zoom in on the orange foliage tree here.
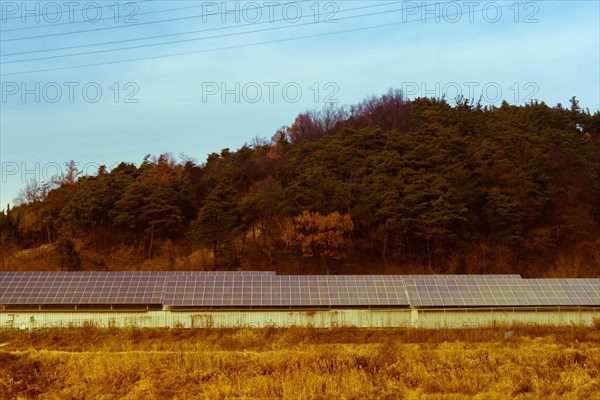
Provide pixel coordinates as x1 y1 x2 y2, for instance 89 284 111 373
283 211 353 271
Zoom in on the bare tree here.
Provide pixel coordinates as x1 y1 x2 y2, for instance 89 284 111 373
14 179 53 205
349 88 412 132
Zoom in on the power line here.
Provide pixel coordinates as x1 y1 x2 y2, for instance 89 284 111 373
3 11 396 64
1 0 319 41
0 0 154 23
0 2 513 76
1 22 410 76
0 2 204 32
1 2 398 56
0 0 324 32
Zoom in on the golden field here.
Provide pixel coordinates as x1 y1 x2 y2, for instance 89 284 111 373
0 325 599 399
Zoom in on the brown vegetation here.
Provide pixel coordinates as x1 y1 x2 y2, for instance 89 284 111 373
0 325 599 399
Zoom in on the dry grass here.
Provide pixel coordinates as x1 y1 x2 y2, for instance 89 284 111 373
0 326 599 399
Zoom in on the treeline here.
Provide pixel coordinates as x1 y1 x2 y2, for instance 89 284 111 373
2 91 600 276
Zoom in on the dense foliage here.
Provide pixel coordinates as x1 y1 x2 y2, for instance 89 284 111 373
2 92 600 276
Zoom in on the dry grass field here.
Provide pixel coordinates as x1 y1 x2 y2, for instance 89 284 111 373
0 325 599 399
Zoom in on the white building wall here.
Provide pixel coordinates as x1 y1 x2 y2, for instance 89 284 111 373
0 311 170 329
189 309 413 328
0 309 413 329
412 309 599 328
1 308 598 329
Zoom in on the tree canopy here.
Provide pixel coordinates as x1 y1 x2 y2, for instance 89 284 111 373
3 92 600 277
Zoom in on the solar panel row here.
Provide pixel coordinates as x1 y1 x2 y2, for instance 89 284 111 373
0 272 598 307
163 275 408 307
403 276 600 307
0 271 272 305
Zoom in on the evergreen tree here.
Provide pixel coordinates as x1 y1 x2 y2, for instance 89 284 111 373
188 180 244 267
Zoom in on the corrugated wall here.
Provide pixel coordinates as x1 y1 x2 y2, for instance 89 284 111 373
188 309 413 328
0 311 169 329
1 308 598 329
411 308 600 328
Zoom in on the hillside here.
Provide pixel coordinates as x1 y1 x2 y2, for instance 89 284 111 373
1 91 600 277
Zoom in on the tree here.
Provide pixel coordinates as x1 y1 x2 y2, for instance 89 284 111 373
14 178 54 206
0 206 20 269
55 236 81 271
110 157 191 258
142 186 185 258
347 88 413 132
284 104 348 144
484 189 525 246
239 177 285 263
188 181 243 267
282 211 354 272
63 160 81 185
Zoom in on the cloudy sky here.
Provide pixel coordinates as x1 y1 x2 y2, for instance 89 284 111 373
1 0 599 209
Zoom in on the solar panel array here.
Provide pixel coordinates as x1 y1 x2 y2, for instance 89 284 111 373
0 271 272 305
0 272 166 305
404 275 524 307
163 275 408 307
525 279 600 306
403 276 600 307
0 272 598 308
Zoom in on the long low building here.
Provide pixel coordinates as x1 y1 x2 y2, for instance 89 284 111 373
1 271 598 329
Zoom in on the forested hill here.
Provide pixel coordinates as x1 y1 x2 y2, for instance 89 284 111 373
2 92 600 277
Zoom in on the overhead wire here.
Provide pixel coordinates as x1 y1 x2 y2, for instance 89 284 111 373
0 0 321 32
1 0 155 23
1 1 399 57
2 4 406 64
1 0 319 41
1 2 511 77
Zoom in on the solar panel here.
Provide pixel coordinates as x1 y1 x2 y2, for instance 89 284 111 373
161 274 410 307
525 279 600 306
4 272 165 305
1 272 598 308
0 271 274 305
403 276 600 307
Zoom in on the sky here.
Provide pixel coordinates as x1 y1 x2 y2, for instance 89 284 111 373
1 0 599 210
